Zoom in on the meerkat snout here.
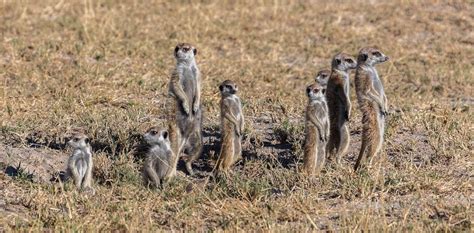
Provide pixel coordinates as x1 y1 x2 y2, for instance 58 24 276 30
357 48 389 65
315 69 331 87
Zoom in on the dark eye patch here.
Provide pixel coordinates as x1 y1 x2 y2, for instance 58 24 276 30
345 59 354 63
373 51 382 56
225 85 232 89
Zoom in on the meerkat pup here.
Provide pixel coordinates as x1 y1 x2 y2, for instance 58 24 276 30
354 47 389 171
314 69 331 87
142 126 176 188
168 43 203 176
303 83 330 174
67 132 94 192
326 53 357 164
215 80 244 175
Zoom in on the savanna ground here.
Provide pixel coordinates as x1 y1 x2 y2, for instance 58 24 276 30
0 0 473 231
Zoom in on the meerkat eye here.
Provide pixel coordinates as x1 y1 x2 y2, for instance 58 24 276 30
373 51 382 57
150 130 157 135
314 89 320 93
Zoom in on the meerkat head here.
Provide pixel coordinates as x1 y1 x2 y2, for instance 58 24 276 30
219 80 238 97
68 132 90 150
331 53 357 72
315 69 331 86
144 126 170 148
357 47 389 66
174 43 197 63
306 83 326 101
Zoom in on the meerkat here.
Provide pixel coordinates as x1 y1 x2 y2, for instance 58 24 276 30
215 80 244 174
168 43 203 176
354 47 390 171
142 126 176 188
314 69 331 87
325 53 357 164
67 132 94 192
303 83 330 174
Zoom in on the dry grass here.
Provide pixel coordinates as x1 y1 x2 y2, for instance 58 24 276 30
0 0 473 231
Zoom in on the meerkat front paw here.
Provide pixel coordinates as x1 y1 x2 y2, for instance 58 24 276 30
182 101 190 115
192 102 199 114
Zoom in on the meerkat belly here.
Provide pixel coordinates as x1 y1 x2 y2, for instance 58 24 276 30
76 158 87 178
182 69 196 104
372 77 385 96
156 157 169 178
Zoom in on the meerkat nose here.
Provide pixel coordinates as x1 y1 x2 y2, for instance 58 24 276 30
385 56 390 61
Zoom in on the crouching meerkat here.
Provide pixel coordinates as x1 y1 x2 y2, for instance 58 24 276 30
168 43 203 176
215 80 244 175
354 47 389 171
303 83 330 175
142 126 176 188
326 53 357 164
67 132 94 193
315 69 331 87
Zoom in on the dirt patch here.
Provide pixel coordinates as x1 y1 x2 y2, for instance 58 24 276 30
0 144 68 183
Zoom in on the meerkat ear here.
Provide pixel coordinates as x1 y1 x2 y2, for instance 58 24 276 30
162 131 168 139
322 88 326 95
306 86 311 95
219 84 224 92
193 48 197 56
84 138 90 144
358 53 368 62
335 58 341 65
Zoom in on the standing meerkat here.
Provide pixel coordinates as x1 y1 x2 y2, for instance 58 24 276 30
354 47 389 171
215 80 244 174
67 132 94 193
142 126 176 188
314 69 331 87
168 43 203 176
326 53 357 164
303 83 330 175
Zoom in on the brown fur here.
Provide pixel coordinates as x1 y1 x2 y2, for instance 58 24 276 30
325 53 356 164
168 43 203 176
354 47 389 171
303 83 330 175
215 80 244 175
